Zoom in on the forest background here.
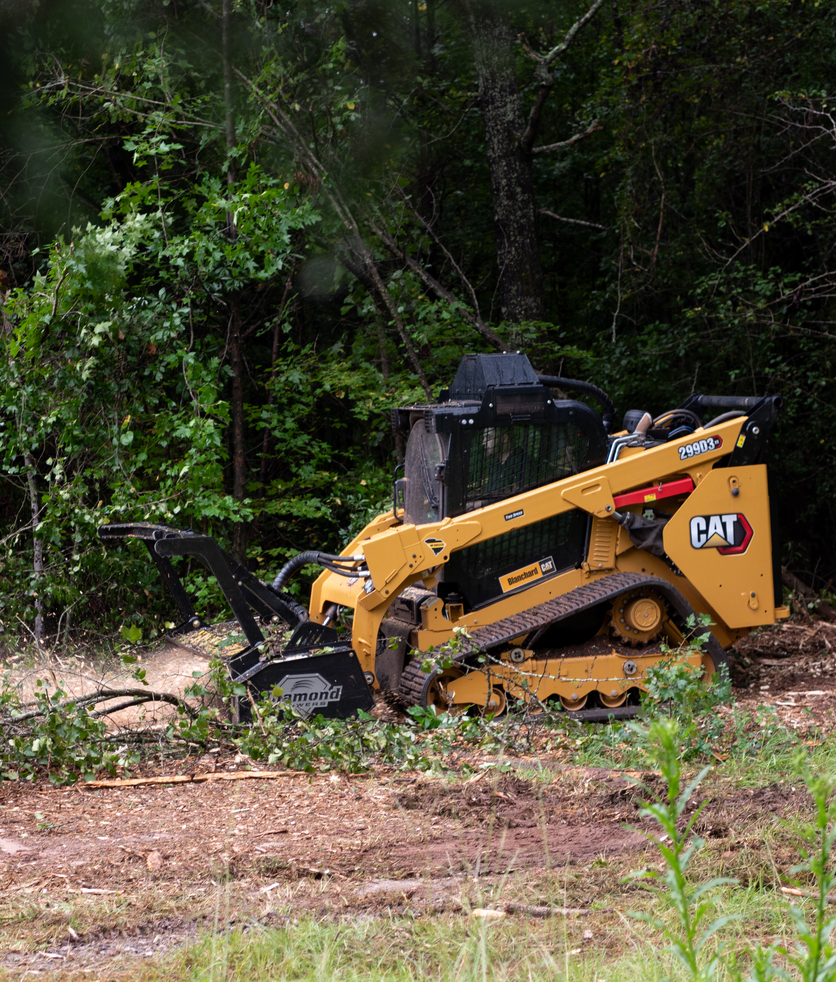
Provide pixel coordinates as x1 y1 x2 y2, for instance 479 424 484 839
0 0 833 646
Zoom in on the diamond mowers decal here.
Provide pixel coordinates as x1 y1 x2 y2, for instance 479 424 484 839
275 673 344 719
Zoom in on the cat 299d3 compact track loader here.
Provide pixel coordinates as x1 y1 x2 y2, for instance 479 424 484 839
99 352 787 722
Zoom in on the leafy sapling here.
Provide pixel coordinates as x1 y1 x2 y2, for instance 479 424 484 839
642 613 732 756
630 718 738 982
782 754 836 982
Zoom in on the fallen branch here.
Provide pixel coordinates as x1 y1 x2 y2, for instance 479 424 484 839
4 687 196 726
561 765 653 781
469 902 612 918
82 769 315 789
501 901 612 917
780 886 836 904
782 567 836 623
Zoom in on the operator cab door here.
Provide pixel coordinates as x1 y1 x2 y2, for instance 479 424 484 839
403 420 450 526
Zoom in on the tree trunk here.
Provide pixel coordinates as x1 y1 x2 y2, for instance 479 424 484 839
24 452 44 645
460 0 544 323
229 296 248 562
223 0 248 562
260 277 295 493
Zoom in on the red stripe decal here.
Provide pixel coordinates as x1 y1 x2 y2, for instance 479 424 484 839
613 476 695 508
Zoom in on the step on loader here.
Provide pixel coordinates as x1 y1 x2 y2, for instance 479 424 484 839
99 352 787 721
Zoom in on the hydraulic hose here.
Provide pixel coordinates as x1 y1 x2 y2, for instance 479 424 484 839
537 375 617 434
272 550 367 591
272 552 321 591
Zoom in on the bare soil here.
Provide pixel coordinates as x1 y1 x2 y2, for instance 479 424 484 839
1 619 835 978
4 642 211 728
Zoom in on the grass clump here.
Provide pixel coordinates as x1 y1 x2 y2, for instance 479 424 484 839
133 913 676 982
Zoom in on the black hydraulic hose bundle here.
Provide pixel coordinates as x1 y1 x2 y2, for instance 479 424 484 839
272 550 367 591
537 375 617 434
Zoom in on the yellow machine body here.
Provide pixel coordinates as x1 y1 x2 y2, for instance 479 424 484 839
308 411 786 714
104 352 787 720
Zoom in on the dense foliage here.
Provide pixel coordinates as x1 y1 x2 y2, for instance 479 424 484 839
0 0 834 643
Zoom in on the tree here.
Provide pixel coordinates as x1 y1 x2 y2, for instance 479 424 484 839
2 0 836 643
456 0 604 323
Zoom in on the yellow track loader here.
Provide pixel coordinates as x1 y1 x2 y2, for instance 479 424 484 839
99 352 787 721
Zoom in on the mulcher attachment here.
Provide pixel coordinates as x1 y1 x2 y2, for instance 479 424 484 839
98 523 373 720
232 622 375 722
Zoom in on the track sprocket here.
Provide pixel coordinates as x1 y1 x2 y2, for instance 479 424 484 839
610 588 666 647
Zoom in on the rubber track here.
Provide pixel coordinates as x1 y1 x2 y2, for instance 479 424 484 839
461 571 728 671
399 658 433 706
398 571 727 713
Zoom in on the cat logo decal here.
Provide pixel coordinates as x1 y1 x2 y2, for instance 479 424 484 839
689 513 753 555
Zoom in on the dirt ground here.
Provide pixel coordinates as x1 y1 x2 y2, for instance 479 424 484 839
1 619 835 978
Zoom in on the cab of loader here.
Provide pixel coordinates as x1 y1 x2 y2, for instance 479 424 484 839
390 351 783 615
392 353 612 610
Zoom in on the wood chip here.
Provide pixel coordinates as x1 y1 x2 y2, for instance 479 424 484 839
465 769 491 785
147 850 163 870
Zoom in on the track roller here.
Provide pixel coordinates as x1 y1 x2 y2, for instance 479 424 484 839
559 692 589 712
486 688 506 715
598 689 629 708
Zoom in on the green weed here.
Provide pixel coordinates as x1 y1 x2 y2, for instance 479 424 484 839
629 718 738 982
632 719 836 982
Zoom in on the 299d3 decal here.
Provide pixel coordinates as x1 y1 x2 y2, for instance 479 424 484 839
678 435 723 460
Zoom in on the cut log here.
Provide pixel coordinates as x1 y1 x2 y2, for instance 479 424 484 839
782 568 836 623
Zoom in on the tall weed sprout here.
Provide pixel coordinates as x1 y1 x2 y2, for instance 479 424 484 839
635 720 836 982
631 718 738 982
783 758 836 982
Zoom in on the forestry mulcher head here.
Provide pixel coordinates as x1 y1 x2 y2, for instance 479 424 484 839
99 351 786 721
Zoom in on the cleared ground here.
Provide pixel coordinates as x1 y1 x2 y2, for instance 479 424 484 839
1 619 835 979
